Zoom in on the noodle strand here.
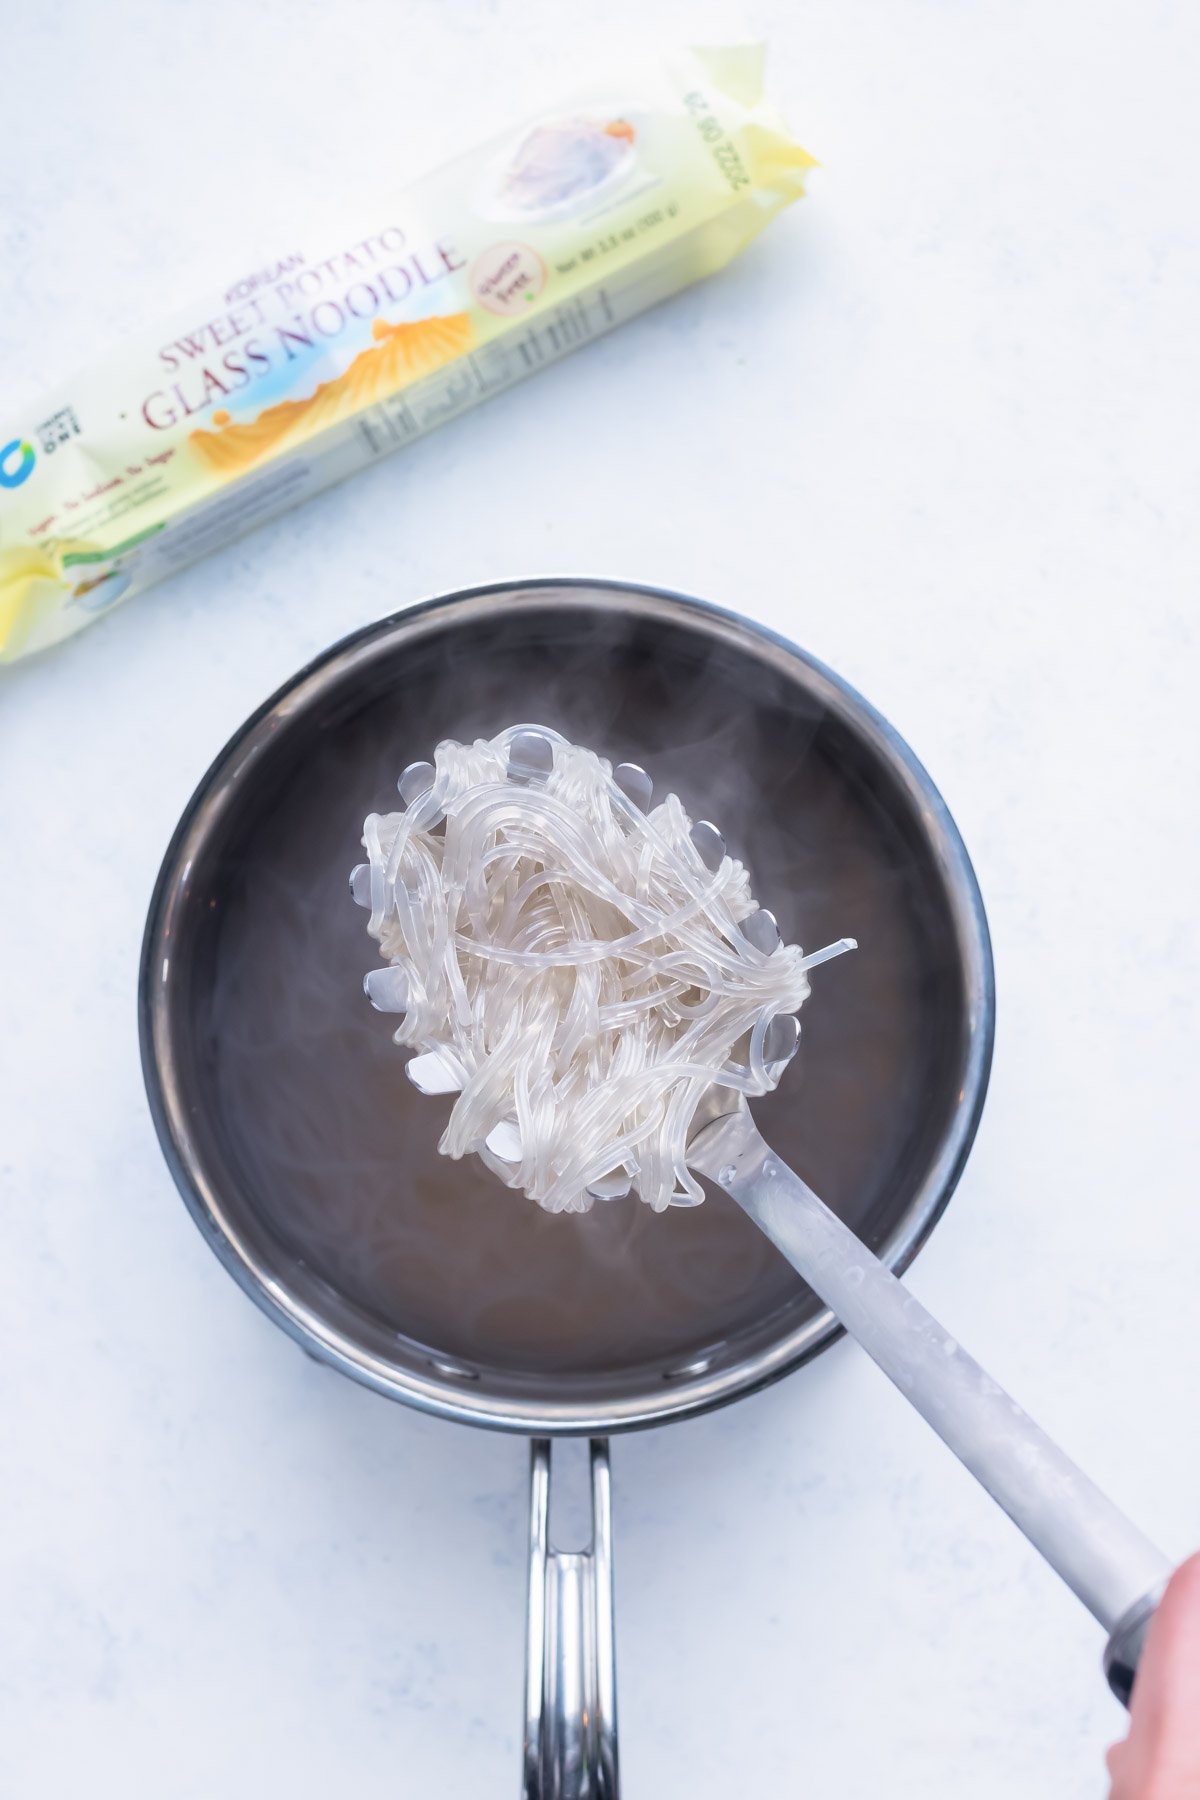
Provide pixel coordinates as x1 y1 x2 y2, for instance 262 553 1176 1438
356 726 844 1214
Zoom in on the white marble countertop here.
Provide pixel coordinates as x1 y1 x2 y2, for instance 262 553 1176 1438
2 2 1198 1795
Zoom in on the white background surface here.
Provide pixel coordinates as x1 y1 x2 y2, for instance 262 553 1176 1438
2 2 1198 1796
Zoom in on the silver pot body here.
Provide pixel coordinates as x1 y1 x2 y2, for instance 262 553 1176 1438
139 580 995 1796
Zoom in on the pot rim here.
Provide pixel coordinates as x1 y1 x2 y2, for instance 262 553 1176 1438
138 577 996 1434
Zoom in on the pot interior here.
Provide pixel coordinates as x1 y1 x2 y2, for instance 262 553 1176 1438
146 586 986 1424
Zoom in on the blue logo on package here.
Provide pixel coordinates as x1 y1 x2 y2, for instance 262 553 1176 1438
0 438 36 488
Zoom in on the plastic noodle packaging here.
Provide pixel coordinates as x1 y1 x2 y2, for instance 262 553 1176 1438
354 726 854 1215
0 45 812 662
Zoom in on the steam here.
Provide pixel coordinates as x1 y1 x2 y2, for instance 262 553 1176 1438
197 596 950 1374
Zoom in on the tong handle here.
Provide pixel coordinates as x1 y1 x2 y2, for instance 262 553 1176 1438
691 1107 1173 1703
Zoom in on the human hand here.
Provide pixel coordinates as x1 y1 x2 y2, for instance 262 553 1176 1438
1107 1553 1200 1799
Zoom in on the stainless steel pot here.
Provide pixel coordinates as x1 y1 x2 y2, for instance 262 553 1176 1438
139 580 995 1797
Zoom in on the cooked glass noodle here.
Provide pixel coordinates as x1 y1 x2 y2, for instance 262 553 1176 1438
355 725 852 1214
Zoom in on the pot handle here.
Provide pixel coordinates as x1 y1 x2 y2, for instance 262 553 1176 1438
523 1439 619 1799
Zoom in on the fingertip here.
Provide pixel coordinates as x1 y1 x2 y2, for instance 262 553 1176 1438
1168 1549 1200 1594
1153 1549 1200 1645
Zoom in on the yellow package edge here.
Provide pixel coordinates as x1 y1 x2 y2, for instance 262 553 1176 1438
0 44 813 663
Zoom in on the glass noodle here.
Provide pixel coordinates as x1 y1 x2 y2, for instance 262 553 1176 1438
356 726 850 1213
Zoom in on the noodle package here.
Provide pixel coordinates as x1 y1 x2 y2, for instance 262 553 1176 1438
0 44 812 662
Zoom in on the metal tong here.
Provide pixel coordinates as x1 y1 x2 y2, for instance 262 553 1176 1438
688 1092 1173 1706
